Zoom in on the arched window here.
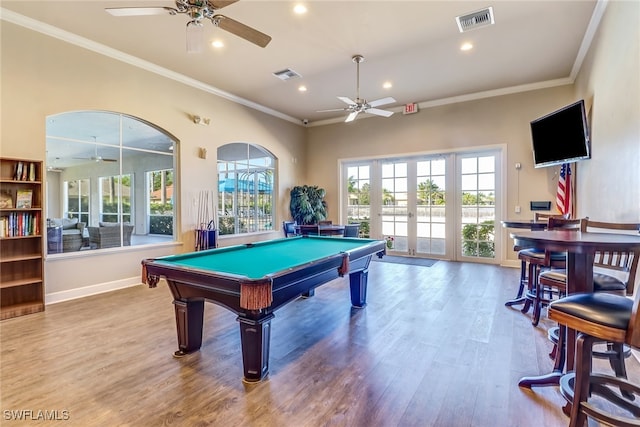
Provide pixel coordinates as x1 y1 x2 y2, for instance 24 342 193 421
217 143 275 235
46 111 177 253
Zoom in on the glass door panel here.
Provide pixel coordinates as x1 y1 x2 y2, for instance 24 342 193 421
416 158 446 256
460 155 496 260
346 164 371 238
381 162 408 253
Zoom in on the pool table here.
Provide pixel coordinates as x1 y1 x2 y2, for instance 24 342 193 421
142 235 385 382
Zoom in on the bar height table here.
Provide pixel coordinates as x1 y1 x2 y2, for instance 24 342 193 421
510 230 640 388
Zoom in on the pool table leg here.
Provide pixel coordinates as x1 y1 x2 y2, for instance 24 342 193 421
349 268 368 308
238 313 275 382
172 299 204 357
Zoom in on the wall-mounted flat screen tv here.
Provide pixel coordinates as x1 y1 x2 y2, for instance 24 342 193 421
530 99 590 168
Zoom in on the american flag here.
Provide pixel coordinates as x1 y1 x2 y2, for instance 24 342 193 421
556 163 572 217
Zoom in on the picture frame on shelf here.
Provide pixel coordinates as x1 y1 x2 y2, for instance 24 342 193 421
16 189 33 209
0 190 13 209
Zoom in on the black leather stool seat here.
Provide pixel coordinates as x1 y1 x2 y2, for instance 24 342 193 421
593 273 627 292
549 293 633 330
518 248 566 261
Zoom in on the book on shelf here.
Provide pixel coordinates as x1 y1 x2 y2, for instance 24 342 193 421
0 191 13 209
12 161 32 181
2 211 40 237
16 189 33 209
14 161 23 180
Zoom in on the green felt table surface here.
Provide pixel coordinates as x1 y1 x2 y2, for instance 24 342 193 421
155 236 380 279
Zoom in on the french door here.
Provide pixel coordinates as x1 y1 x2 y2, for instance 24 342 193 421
343 149 500 262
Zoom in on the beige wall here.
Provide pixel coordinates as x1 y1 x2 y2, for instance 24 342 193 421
1 22 306 301
573 0 640 222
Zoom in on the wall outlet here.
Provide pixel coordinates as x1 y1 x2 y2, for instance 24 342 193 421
515 205 521 213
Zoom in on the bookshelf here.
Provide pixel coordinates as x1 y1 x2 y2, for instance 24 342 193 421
0 157 44 320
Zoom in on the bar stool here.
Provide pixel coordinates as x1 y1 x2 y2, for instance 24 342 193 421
542 219 640 376
517 214 574 326
507 213 569 309
527 217 581 326
548 291 640 426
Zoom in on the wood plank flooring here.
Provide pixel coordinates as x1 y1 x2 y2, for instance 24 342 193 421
1 260 638 426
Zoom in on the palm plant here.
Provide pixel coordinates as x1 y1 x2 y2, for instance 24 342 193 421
289 185 328 225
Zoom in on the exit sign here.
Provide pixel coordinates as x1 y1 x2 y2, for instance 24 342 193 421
403 103 419 115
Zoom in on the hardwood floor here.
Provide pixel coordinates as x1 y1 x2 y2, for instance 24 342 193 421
1 260 638 426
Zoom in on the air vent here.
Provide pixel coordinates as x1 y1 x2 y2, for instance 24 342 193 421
273 68 302 81
456 7 495 33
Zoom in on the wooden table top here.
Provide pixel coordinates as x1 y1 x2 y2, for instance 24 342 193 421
510 230 640 254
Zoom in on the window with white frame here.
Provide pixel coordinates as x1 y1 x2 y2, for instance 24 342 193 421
46 111 177 253
217 143 275 235
99 175 132 223
147 169 173 235
64 178 90 225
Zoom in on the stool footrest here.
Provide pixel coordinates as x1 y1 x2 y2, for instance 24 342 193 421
560 372 640 425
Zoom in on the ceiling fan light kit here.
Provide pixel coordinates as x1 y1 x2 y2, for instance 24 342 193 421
186 21 204 53
318 54 396 123
106 0 272 50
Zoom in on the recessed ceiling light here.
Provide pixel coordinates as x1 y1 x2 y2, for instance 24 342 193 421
293 4 307 15
460 42 473 51
298 85 307 92
211 40 224 48
383 81 393 89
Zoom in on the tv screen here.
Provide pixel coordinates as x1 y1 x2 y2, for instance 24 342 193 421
530 100 590 168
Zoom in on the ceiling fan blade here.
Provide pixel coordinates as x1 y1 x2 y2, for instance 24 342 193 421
209 0 240 9
106 7 176 17
212 15 271 48
368 97 396 108
345 111 359 122
317 108 347 113
366 108 394 118
365 108 393 117
337 96 355 105
102 158 119 163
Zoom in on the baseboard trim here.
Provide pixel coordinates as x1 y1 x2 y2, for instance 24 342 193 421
45 277 142 305
501 259 520 268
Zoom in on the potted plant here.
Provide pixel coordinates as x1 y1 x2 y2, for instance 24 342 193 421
289 185 328 225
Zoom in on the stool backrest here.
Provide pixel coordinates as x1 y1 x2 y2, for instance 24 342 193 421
343 223 360 238
541 217 581 265
534 212 570 222
283 221 297 238
580 219 640 296
547 217 581 230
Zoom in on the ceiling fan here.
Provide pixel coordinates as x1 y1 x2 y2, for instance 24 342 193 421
73 145 117 163
105 0 271 53
318 55 396 123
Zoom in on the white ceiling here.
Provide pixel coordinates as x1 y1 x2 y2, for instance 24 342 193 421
2 0 601 126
